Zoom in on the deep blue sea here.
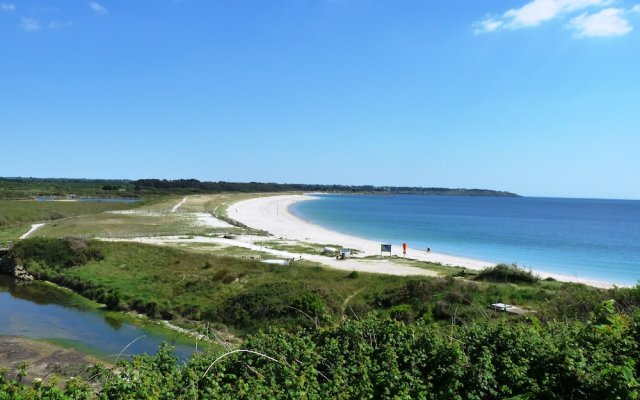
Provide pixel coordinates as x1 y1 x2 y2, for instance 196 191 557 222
290 195 640 286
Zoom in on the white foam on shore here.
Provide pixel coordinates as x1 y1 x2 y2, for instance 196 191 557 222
231 194 623 289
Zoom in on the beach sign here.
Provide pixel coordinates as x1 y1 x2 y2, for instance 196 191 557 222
381 244 391 257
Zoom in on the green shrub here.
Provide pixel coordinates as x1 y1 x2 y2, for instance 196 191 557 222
475 263 539 284
221 282 331 329
610 285 640 314
4 311 640 399
9 237 103 269
389 304 414 323
375 278 450 308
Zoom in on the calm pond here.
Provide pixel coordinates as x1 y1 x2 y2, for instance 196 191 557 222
0 275 201 360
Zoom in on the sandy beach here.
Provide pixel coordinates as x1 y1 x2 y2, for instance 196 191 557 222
231 194 620 289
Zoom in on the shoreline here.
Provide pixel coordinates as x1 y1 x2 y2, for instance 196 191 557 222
231 194 622 289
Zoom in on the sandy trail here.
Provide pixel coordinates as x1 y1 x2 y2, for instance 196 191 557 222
231 194 619 289
19 223 45 240
191 212 232 228
171 197 188 212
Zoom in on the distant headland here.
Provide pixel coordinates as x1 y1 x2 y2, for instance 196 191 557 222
0 177 519 199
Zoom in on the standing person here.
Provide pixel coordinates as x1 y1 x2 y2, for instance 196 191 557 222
427 247 431 253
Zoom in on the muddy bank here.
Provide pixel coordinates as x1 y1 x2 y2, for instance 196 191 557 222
0 336 103 383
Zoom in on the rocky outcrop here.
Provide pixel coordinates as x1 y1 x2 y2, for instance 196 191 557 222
0 251 34 281
12 264 34 281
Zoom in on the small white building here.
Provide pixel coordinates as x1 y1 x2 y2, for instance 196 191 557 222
338 248 352 260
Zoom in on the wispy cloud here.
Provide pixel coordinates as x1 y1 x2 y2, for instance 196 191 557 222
475 0 637 38
89 1 108 15
21 17 41 32
569 8 632 36
508 0 611 28
473 17 504 34
49 20 72 30
1 2 15 11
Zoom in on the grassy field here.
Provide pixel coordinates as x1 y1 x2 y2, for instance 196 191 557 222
0 200 136 227
0 200 139 243
0 225 30 245
32 211 225 239
0 193 282 243
0 194 256 240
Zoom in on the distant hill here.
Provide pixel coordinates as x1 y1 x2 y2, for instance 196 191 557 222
0 177 519 199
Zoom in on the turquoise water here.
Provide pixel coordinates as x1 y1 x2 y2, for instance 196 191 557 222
291 195 640 285
0 276 197 360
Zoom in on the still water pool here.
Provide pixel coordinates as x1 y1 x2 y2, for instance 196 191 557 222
0 275 199 360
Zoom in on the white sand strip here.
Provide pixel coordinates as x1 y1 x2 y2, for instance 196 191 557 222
107 210 166 216
192 212 232 228
231 194 620 289
19 223 45 240
231 195 492 269
171 197 188 212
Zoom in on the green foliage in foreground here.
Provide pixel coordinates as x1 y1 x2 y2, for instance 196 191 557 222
3 308 640 399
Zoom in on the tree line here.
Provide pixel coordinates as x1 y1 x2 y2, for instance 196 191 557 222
0 177 518 198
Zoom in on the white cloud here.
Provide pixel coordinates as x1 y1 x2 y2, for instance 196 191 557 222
474 17 504 34
632 4 640 12
505 0 612 28
89 1 108 15
49 20 72 30
1 2 15 11
21 17 41 32
570 8 632 36
474 0 613 34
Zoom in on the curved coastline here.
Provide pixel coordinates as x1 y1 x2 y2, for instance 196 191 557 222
231 194 620 289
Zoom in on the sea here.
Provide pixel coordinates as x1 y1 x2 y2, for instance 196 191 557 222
290 194 640 286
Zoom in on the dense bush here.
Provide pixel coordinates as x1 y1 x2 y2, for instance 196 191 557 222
475 263 540 284
221 282 332 330
9 237 103 269
3 307 640 399
374 277 479 322
611 285 640 314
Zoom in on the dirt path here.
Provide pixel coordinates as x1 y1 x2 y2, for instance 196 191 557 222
171 197 188 212
342 289 363 315
19 223 45 240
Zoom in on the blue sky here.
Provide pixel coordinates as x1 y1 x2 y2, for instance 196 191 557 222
1 0 639 199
